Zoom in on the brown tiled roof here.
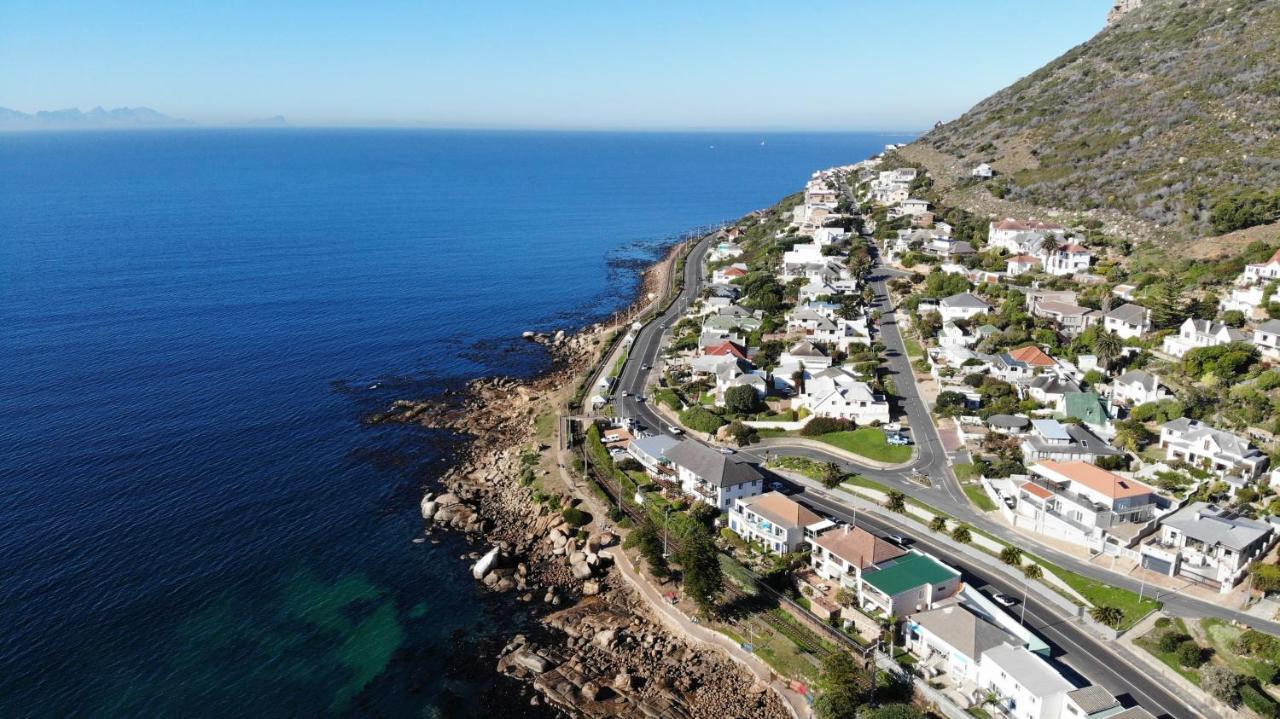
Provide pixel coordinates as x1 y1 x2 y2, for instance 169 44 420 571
814 526 906 569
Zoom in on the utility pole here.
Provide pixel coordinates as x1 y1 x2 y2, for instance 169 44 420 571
1020 578 1029 626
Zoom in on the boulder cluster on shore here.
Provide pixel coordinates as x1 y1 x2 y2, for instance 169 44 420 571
372 255 788 718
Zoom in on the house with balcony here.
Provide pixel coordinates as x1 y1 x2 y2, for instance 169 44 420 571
728 492 831 555
1139 502 1275 592
797 367 891 424
1109 369 1168 408
1016 461 1162 550
1220 284 1267 318
1253 319 1280 360
1030 300 1099 337
627 434 682 476
665 440 764 511
1243 248 1280 284
939 292 993 323
859 551 962 617
810 525 907 591
1102 303 1152 339
905 605 1019 686
711 262 749 285
1006 254 1042 277
1025 375 1082 414
1158 418 1268 485
1019 419 1124 465
1161 318 1247 358
978 644 1075 719
988 219 1067 255
1042 243 1092 277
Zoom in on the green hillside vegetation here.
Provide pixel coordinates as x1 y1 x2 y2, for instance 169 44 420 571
919 0 1280 238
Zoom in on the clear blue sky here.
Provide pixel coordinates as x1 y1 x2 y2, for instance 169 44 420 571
0 0 1109 130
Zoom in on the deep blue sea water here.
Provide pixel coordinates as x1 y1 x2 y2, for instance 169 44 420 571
0 129 913 717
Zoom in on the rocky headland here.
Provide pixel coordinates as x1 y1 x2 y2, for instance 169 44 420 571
368 240 790 718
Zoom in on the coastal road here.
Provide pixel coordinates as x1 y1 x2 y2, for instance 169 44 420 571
602 211 1258 716
797 487 1191 719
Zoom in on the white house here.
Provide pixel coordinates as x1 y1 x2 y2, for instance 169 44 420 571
938 292 992 323
971 163 993 179
627 434 682 475
1243 248 1280 284
1102 303 1152 339
905 605 1018 686
711 263 749 285
810 524 907 591
1006 254 1042 276
1139 502 1275 592
858 551 962 617
1019 419 1124 465
1042 243 1092 276
798 367 891 424
939 322 976 349
1019 462 1162 548
811 317 874 352
1110 369 1168 407
1161 318 1248 357
987 219 1067 255
774 341 833 391
1025 375 1081 414
708 241 744 262
899 198 931 217
665 440 764 511
728 492 828 555
1253 319 1280 360
1220 284 1267 318
978 644 1074 719
1158 418 1268 484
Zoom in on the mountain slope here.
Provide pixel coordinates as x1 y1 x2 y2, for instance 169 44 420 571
914 0 1280 240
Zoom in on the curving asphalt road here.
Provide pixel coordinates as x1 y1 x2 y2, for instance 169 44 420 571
604 221 1258 717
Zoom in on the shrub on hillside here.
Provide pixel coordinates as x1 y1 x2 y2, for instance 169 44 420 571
680 406 727 434
801 417 857 436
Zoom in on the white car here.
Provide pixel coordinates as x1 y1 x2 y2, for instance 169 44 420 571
718 447 735 455
990 592 1017 607
667 425 683 435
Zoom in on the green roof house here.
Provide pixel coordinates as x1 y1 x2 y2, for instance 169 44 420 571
1065 391 1109 428
859 551 961 617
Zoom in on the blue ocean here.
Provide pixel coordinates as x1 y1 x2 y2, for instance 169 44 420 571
0 129 912 717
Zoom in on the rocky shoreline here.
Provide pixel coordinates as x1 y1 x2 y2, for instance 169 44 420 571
368 240 790 718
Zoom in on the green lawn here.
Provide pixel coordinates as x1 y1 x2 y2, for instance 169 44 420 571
963 483 998 512
1135 618 1202 685
1028 555 1161 630
813 428 912 463
904 337 925 359
654 388 682 411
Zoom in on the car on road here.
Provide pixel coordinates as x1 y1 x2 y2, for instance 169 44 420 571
621 391 630 397
887 534 907 545
718 447 735 455
769 481 786 492
990 592 1017 607
640 364 651 371
635 395 646 403
666 425 683 435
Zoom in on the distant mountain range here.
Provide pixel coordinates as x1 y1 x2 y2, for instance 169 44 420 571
0 106 292 130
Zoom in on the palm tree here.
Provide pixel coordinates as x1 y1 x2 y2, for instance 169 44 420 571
1038 234 1060 260
822 462 844 489
1023 564 1044 580
885 490 906 513
1090 605 1124 628
929 515 948 533
1092 329 1123 370
951 524 973 544
1000 546 1024 566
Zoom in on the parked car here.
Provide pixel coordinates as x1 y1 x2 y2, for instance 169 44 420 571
667 425 683 435
769 481 786 492
887 433 911 446
718 447 735 455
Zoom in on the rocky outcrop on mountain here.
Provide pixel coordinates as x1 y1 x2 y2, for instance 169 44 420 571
915 0 1280 240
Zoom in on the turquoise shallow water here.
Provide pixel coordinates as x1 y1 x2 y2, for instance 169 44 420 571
0 128 913 717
